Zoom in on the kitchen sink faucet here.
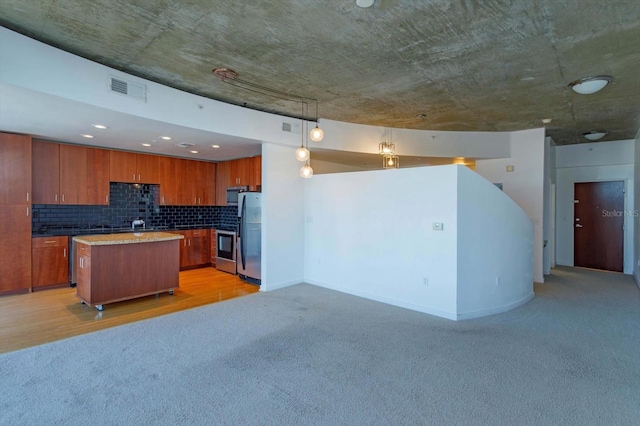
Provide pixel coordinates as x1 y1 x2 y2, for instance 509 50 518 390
132 219 145 230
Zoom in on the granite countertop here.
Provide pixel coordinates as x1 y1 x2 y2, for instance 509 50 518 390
72 232 184 246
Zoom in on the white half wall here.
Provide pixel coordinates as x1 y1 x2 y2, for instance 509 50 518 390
261 143 305 291
456 166 534 319
475 128 546 283
554 140 635 274
304 166 460 319
304 165 534 320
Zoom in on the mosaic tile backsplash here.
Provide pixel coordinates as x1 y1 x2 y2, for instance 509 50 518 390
32 183 239 235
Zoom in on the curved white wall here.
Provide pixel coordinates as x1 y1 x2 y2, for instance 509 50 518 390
304 165 534 320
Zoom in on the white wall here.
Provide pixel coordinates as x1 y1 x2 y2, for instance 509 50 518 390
457 166 534 319
261 143 305 291
475 128 546 283
304 166 460 319
634 131 640 286
555 140 635 274
304 165 534 320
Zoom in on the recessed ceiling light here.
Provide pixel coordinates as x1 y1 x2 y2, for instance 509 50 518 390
211 145 220 148
520 76 535 81
141 143 152 147
190 150 199 154
92 124 108 129
541 118 552 124
568 75 613 95
81 134 94 138
160 136 172 140
582 131 608 141
356 0 374 7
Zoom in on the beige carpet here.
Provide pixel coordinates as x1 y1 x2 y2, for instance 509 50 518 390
1 266 638 425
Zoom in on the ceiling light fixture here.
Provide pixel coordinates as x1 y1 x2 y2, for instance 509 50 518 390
190 150 199 154
211 145 220 148
356 0 375 8
379 127 395 155
92 124 108 129
582 131 608 141
380 128 399 169
568 75 613 95
295 101 310 163
161 136 172 140
141 143 151 147
213 67 324 148
541 118 553 124
81 134 94 138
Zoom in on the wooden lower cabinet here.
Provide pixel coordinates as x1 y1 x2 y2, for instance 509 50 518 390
210 229 217 266
174 229 210 269
0 205 32 294
74 239 179 309
32 236 69 290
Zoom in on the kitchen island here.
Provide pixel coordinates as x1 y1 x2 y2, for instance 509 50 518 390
73 232 183 310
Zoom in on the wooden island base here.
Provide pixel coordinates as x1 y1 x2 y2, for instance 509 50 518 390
73 232 183 310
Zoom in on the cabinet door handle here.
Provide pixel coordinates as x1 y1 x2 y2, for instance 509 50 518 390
63 248 67 258
138 174 141 181
62 194 65 202
133 173 136 181
27 207 29 217
188 239 191 247
105 195 109 203
55 193 58 202
162 196 165 204
80 257 83 268
26 192 29 202
44 240 56 244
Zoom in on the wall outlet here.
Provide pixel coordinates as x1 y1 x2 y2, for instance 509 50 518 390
432 222 443 231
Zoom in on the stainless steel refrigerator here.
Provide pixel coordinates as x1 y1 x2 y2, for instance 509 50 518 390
237 192 261 285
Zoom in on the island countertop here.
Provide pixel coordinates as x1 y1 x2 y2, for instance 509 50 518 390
72 232 184 246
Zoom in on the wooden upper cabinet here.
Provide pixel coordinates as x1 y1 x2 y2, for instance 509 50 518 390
215 161 231 206
158 156 179 205
59 144 109 205
32 140 60 204
85 147 110 205
195 161 216 206
215 156 261 205
0 132 32 205
110 151 160 184
136 154 160 184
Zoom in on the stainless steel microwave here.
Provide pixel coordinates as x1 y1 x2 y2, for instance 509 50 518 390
226 186 249 206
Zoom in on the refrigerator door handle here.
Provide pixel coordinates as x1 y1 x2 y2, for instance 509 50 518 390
240 195 247 270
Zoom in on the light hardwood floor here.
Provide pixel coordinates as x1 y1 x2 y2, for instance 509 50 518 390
0 267 259 354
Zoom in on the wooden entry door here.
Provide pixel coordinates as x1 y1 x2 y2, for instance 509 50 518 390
574 181 624 272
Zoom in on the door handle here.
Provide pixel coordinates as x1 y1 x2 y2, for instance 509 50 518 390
575 224 583 228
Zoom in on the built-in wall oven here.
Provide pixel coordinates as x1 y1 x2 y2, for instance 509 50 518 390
216 230 237 274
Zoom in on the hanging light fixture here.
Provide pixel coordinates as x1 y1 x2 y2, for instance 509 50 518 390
380 128 399 169
378 127 396 155
295 101 310 162
379 127 396 156
383 153 399 169
309 99 324 142
299 102 314 178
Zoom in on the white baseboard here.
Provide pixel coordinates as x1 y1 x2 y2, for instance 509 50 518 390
456 292 535 320
306 279 458 321
261 279 302 292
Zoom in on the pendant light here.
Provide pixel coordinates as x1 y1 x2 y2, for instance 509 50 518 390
309 100 324 142
379 127 395 155
298 102 314 178
295 101 310 162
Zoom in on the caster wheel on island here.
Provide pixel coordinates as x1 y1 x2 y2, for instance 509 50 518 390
169 290 174 295
96 305 104 311
80 301 85 305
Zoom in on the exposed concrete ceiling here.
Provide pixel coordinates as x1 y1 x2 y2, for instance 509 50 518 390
1 0 639 146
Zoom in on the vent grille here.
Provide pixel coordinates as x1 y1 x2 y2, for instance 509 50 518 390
282 122 292 132
175 142 195 148
109 76 146 101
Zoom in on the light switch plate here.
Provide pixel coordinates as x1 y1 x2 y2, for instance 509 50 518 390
433 222 443 231
506 165 515 172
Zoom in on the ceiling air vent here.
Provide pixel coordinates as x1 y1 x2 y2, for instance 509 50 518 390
282 122 292 132
175 142 194 148
109 76 146 101
282 121 301 134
